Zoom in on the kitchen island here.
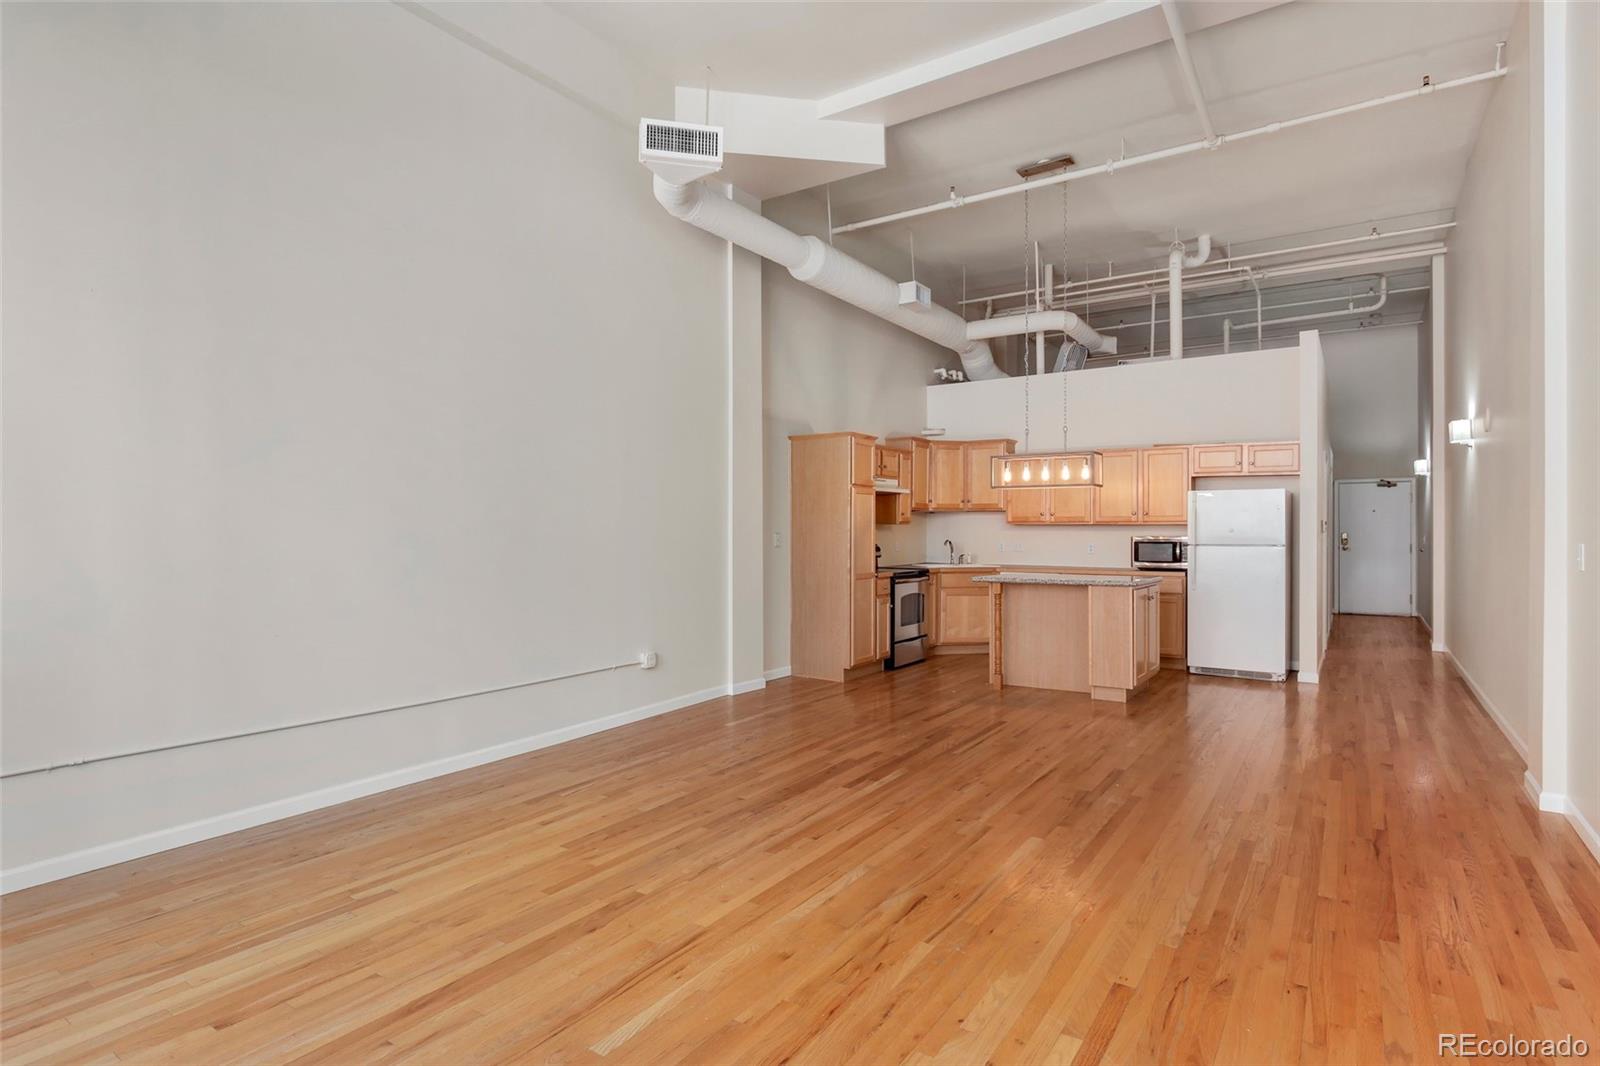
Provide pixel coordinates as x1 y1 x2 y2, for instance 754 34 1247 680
974 572 1163 703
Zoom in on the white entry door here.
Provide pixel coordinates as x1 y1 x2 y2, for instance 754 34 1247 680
1336 479 1414 615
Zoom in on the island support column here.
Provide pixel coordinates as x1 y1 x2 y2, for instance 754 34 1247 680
988 583 1005 689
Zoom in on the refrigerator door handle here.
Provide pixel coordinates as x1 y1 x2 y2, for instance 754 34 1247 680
1186 490 1198 586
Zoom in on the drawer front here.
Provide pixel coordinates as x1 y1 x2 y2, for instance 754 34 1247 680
936 570 996 591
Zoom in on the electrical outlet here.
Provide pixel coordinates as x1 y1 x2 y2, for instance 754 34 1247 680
772 532 783 548
1086 543 1096 555
639 651 658 669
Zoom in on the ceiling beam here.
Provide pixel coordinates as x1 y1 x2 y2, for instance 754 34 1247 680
814 0 1286 127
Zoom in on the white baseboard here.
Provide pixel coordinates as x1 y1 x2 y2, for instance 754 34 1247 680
763 665 792 681
1416 613 1433 636
1443 647 1532 764
728 677 766 696
1564 799 1600 865
1 681 734 895
1524 770 1544 809
1296 670 1319 685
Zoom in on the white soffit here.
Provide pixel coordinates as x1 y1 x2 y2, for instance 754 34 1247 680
673 88 884 200
816 0 1289 126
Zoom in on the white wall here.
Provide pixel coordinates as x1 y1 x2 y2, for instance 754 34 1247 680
1 3 745 888
761 191 951 675
1561 0 1599 848
921 346 1323 673
1443 0 1545 772
1416 301 1435 629
1323 326 1420 482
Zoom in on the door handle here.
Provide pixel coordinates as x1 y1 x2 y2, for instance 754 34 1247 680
1339 532 1350 551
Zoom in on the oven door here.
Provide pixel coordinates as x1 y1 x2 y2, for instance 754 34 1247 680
893 578 927 641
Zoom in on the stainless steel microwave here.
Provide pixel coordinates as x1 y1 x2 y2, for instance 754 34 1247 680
1131 535 1188 570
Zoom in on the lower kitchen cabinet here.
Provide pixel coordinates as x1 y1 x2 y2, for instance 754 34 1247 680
875 576 891 661
938 590 989 644
1159 592 1186 663
850 575 877 667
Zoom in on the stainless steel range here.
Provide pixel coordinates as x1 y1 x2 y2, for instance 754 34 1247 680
878 565 929 669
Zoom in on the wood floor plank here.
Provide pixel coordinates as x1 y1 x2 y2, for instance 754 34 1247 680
3 617 1597 1064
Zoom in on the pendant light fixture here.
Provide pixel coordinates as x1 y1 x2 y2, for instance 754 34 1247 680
990 184 1102 491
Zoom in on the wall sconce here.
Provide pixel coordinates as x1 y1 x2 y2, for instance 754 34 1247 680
1448 418 1475 447
1413 458 1430 476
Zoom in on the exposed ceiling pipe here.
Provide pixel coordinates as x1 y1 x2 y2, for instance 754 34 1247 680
650 175 1009 379
1168 233 1211 359
1227 275 1390 333
1098 280 1423 331
831 65 1506 236
1159 0 1218 145
959 222 1455 307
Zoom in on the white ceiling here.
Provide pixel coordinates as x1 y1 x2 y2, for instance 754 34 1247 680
551 1 1087 99
559 0 1514 312
819 0 1515 297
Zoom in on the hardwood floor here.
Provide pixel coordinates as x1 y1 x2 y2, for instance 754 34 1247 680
4 616 1598 1064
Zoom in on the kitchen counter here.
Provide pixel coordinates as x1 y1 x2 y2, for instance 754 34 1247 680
974 572 1161 589
983 573 1163 704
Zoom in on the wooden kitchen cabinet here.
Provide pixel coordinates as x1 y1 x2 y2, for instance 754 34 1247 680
928 442 967 510
1050 485 1095 524
850 576 877 666
1140 447 1190 524
1004 484 1093 524
1191 443 1245 476
964 442 1009 511
1139 586 1161 684
939 590 990 644
1246 441 1300 474
887 437 933 512
1093 449 1141 524
1004 487 1049 523
931 570 995 646
852 487 875 577
924 439 1015 512
1159 592 1186 663
790 431 887 682
876 576 891 661
851 438 877 487
874 447 912 525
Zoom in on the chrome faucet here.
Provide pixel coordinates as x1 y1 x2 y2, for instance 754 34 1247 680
944 539 955 565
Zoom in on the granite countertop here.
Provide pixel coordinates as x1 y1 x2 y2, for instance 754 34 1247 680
971 572 1162 588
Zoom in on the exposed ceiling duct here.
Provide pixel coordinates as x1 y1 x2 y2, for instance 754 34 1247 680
640 120 1116 381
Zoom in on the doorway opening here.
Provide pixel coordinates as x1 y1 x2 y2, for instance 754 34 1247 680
1334 478 1415 616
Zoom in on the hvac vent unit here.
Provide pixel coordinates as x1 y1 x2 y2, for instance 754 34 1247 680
639 119 724 185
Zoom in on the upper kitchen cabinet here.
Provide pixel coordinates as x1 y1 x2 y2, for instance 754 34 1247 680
1139 447 1190 524
964 441 1011 511
925 438 1016 512
1246 441 1300 474
874 446 912 525
1093 449 1141 524
886 437 932 512
1190 441 1300 477
1190 443 1245 476
850 437 877 488
1004 484 1092 525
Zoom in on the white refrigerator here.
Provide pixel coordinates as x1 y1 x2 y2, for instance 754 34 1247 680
1187 488 1290 681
